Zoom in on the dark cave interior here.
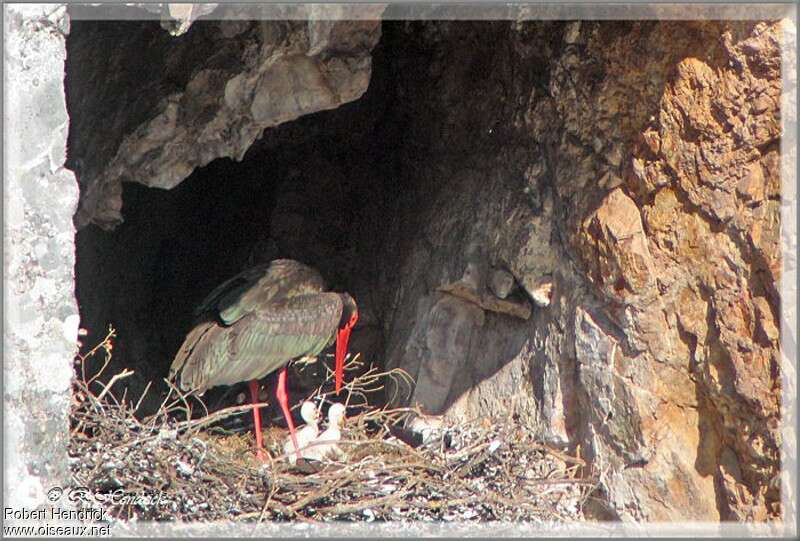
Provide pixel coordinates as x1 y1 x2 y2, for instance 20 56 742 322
70 19 429 419
66 15 558 423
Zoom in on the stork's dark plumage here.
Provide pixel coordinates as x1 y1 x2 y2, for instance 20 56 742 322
170 259 358 459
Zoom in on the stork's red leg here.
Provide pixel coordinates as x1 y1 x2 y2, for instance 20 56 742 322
248 380 267 461
276 367 300 459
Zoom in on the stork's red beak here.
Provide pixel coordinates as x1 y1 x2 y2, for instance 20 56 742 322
335 313 357 395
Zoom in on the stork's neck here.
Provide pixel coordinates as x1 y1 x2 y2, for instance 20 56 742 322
337 292 358 329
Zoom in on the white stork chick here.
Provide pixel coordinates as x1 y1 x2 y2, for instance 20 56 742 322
305 403 347 462
284 400 320 465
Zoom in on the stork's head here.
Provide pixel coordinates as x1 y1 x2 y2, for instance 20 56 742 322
335 293 358 395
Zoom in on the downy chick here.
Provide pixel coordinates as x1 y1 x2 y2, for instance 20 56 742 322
305 403 346 462
284 400 320 465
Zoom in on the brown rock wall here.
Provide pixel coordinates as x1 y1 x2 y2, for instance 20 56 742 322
382 19 784 521
562 20 784 520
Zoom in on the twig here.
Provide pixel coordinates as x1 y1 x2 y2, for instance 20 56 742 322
314 493 405 516
79 325 116 385
256 482 279 526
133 381 152 415
94 369 133 402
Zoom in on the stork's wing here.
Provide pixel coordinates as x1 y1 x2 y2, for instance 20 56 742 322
174 293 344 392
195 259 326 324
194 262 271 317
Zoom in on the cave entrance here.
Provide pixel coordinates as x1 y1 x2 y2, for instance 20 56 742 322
69 19 403 421
67 16 554 435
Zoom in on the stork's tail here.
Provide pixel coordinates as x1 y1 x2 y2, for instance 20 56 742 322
169 319 217 391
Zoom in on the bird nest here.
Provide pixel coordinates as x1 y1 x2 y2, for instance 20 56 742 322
68 327 598 524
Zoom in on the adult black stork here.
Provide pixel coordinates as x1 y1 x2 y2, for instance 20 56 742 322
169 259 358 459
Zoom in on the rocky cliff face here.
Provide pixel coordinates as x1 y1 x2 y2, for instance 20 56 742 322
67 16 790 523
373 20 787 522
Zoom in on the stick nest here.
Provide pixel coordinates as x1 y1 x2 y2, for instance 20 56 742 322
68 327 598 524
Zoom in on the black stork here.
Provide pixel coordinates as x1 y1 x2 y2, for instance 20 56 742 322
169 259 358 459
